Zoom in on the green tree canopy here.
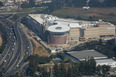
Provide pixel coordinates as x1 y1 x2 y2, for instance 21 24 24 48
0 1 3 7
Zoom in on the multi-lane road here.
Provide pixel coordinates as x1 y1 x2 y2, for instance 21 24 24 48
0 15 32 76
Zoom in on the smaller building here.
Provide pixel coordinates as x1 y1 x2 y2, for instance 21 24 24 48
67 50 116 67
52 58 62 63
96 59 116 68
67 50 107 61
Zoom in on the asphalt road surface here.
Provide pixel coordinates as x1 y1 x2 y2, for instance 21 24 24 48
0 15 32 76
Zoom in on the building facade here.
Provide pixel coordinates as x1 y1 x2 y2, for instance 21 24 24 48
26 14 115 44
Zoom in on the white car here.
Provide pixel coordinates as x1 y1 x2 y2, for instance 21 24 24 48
4 60 6 62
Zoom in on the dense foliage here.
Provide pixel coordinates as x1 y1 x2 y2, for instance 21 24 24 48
90 0 116 7
11 57 110 77
53 63 79 77
96 65 110 77
53 58 110 77
21 0 116 12
26 55 51 76
79 57 96 75
50 53 65 60
43 0 116 12
21 2 31 8
0 1 3 7
21 0 35 8
24 54 110 77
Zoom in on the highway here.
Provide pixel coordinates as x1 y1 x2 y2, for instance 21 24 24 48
0 15 32 76
0 20 16 76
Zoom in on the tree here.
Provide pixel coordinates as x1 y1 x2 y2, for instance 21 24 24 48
96 65 102 76
79 57 96 75
72 63 79 77
53 63 61 77
27 58 38 75
102 65 110 77
21 2 31 8
29 0 35 7
54 63 79 77
89 57 96 74
26 55 39 76
40 67 50 77
56 53 65 60
26 55 51 76
75 39 116 58
110 75 116 77
0 1 3 7
38 56 51 64
96 65 110 77
67 65 73 77
59 63 67 77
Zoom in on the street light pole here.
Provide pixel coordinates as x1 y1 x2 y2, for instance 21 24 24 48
114 25 116 59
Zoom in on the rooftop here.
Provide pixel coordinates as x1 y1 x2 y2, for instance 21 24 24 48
28 14 43 24
47 25 70 33
67 50 107 61
28 14 114 28
96 59 116 64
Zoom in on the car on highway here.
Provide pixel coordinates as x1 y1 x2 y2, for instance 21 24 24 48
4 60 6 63
26 52 28 55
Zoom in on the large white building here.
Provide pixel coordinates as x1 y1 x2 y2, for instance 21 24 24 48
26 14 115 44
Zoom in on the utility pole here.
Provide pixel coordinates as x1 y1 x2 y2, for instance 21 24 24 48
114 25 116 59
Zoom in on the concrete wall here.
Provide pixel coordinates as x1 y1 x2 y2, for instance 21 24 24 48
48 35 67 44
27 16 45 39
68 28 80 41
84 26 115 39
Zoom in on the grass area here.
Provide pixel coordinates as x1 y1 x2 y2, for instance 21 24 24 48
52 7 82 18
9 7 46 17
38 46 43 51
16 12 29 17
51 7 116 24
42 50 47 53
30 40 36 54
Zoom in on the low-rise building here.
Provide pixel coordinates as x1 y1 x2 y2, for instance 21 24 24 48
67 50 116 67
96 59 116 68
67 50 107 61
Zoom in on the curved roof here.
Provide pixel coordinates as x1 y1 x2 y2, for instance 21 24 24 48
47 25 70 33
